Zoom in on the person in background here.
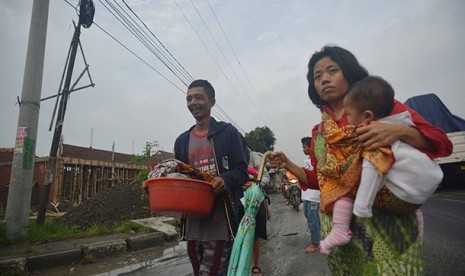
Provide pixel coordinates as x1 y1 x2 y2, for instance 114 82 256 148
241 136 270 276
319 76 443 254
269 46 452 275
283 170 297 205
300 136 321 253
174 79 248 276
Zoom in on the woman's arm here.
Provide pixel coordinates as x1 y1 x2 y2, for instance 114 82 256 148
268 151 308 185
355 100 452 158
356 121 432 151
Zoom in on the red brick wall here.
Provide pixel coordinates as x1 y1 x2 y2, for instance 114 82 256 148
0 148 14 163
0 149 50 214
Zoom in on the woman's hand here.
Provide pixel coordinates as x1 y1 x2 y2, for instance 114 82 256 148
269 151 309 187
356 120 432 151
268 151 289 169
355 121 402 150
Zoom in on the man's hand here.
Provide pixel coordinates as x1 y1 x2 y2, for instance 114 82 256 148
211 176 226 195
242 181 253 190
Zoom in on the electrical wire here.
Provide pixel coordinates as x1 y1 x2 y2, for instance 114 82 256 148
64 0 244 132
102 1 240 126
205 0 285 150
190 0 262 124
100 0 191 86
115 0 193 85
174 0 258 128
64 0 186 93
122 0 194 82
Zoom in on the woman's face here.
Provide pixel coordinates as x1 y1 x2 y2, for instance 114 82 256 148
313 56 350 104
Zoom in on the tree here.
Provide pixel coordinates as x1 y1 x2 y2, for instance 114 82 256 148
245 126 276 153
143 141 159 157
128 140 159 164
128 140 159 182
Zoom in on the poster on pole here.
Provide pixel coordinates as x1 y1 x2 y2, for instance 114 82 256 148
14 126 28 153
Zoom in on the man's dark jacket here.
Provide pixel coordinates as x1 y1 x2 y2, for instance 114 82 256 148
174 117 248 240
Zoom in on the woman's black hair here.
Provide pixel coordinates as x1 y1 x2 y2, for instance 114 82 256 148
306 46 369 108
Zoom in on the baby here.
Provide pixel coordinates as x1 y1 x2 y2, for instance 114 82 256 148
320 76 443 255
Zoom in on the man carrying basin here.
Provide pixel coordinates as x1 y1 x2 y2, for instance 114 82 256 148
174 79 249 276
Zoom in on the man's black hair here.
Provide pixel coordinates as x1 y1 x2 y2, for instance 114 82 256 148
301 136 312 147
188 79 215 99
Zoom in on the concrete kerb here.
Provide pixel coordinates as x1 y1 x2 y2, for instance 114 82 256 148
27 249 82 271
126 232 164 251
0 217 180 274
0 257 27 275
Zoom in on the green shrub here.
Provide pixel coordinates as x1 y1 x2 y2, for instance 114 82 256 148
0 219 152 247
115 221 152 234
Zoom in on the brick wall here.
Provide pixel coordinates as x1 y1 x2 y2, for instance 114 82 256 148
0 149 50 214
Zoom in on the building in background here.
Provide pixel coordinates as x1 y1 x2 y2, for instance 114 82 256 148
0 144 173 214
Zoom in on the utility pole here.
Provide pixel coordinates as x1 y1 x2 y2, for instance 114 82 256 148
36 17 82 227
5 0 50 240
36 0 95 226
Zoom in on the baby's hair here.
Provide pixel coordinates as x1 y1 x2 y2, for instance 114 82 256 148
346 76 395 119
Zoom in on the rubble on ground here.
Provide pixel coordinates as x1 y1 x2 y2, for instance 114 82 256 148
59 181 152 230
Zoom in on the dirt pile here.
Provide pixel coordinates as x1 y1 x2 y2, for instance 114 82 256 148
59 181 152 230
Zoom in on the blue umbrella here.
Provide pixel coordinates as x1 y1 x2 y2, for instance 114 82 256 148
228 152 271 276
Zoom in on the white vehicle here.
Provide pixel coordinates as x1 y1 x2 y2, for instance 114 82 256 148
404 93 465 187
435 131 465 186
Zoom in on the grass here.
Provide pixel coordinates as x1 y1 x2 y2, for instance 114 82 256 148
0 218 153 247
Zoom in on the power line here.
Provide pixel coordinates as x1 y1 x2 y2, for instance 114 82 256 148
64 0 185 93
190 0 264 126
174 0 259 128
100 0 192 86
63 0 244 131
205 0 286 150
122 0 194 82
205 0 268 122
116 0 194 85
101 1 241 126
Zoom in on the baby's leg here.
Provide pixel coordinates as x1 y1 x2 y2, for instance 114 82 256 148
320 197 353 255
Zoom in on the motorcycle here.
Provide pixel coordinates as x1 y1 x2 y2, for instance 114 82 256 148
286 178 302 211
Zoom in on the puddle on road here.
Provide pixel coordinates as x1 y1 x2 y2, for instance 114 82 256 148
40 241 181 276
93 242 190 276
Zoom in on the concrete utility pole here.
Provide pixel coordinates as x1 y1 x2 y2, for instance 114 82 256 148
5 0 50 240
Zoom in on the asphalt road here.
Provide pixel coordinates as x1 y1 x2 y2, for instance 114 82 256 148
258 194 330 276
42 187 465 276
422 188 465 275
137 189 465 276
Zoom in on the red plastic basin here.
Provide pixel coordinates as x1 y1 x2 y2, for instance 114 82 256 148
144 177 214 219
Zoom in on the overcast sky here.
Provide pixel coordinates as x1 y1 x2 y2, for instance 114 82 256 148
1 0 465 163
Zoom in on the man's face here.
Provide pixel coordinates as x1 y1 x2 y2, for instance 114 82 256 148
186 87 214 121
302 144 310 156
